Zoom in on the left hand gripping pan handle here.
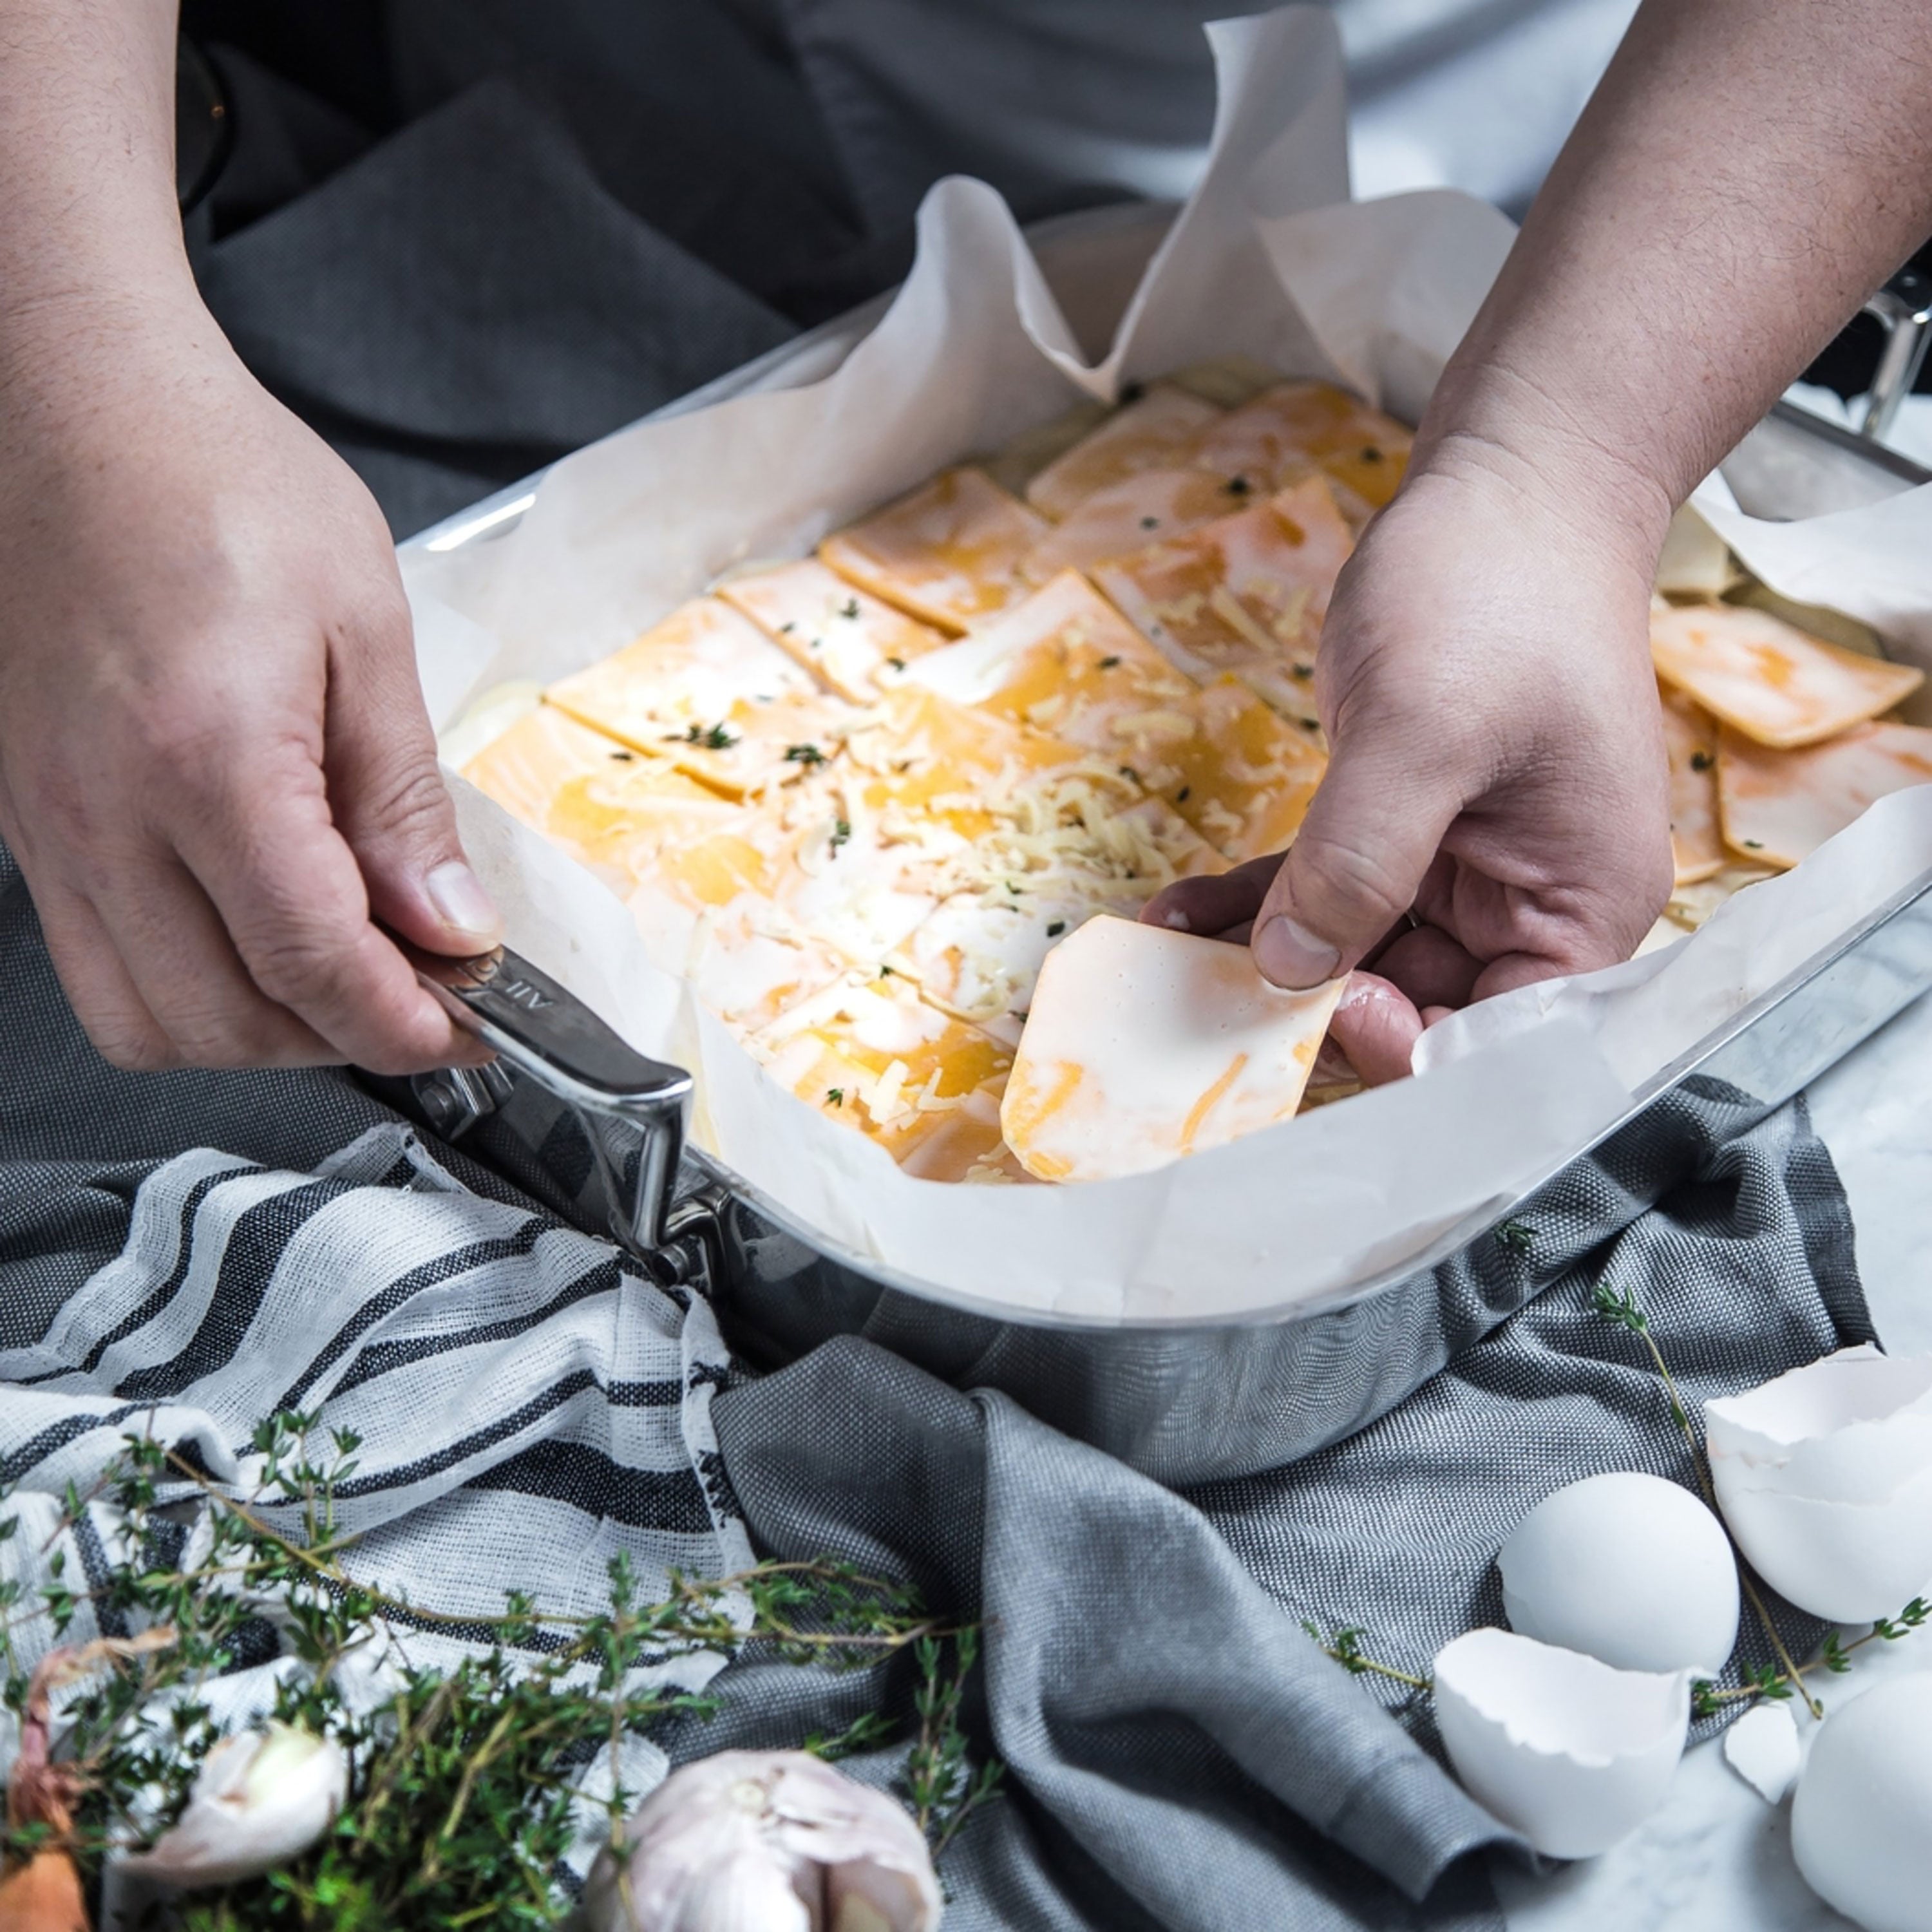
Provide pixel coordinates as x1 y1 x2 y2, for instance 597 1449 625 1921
401 940 692 1252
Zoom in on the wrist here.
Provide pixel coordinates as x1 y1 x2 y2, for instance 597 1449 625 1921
0 277 236 450
1406 363 1677 592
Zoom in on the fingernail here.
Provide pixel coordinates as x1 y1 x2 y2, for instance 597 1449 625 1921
1254 914 1341 988
426 861 500 942
1161 909 1191 931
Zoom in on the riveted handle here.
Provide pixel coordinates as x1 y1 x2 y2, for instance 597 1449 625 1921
401 938 692 1251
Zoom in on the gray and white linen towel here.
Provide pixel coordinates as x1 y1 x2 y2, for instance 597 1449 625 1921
0 831 1875 1931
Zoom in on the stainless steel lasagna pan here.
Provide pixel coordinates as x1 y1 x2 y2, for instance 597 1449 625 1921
392 205 1932 1486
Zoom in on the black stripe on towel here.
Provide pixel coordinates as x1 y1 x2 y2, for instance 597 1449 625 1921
463 1438 714 1534
274 1219 558 1410
119 1179 344 1401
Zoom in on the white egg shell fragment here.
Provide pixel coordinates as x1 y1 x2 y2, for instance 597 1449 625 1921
1705 1347 1932 1622
1498 1472 1741 1675
1722 1701 1801 1805
1000 915 1345 1183
1791 1674 1932 1932
1432 1629 1689 1859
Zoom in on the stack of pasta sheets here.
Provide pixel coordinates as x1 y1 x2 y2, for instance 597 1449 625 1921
462 370 1412 1183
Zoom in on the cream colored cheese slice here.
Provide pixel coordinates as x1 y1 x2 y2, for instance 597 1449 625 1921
545 597 815 756
1650 602 1922 748
717 558 943 701
1718 719 1932 867
1020 466 1245 584
1658 684 1724 886
818 468 1048 633
1190 380 1413 509
1093 474 1353 730
1001 916 1345 1182
461 705 741 890
1023 383 1224 520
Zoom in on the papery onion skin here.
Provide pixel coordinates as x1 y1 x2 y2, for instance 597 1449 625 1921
0 1848 90 1932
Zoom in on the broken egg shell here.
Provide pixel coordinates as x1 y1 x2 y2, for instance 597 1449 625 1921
1432 1628 1689 1859
1703 1348 1932 1620
1721 1700 1801 1805
1498 1472 1739 1676
1708 1458 1932 1624
1705 1347 1932 1502
1791 1674 1932 1932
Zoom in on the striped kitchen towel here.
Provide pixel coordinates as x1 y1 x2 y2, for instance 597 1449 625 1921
0 1119 753 1842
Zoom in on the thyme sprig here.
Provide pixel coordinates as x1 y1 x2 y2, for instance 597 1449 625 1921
0 1414 999 1925
1302 1275 1926 1731
1300 1620 1432 1695
1591 1280 1824 1717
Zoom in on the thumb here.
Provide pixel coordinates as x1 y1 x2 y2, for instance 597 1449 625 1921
326 598 501 958
1251 727 1459 989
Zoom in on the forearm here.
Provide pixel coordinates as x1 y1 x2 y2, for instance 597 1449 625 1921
0 1 207 421
1419 0 1932 545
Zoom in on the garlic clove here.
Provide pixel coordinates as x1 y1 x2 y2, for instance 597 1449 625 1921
122 1723 346 1890
586 1750 940 1932
1498 1472 1740 1676
1791 1674 1932 1932
1709 1458 1932 1623
1721 1701 1802 1804
1433 1628 1689 1859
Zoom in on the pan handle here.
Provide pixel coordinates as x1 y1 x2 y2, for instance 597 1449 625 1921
398 938 693 1252
1861 270 1932 443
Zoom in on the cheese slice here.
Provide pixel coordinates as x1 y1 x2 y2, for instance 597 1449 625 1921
1658 685 1724 886
1153 674 1327 863
1092 474 1353 730
718 558 945 701
1019 466 1249 584
818 468 1049 632
649 690 862 800
461 705 741 890
1718 719 1932 868
907 571 1195 737
909 576 1324 863
1023 383 1223 519
839 686 1089 838
546 597 816 762
1650 602 1923 748
754 972 1023 1182
1191 379 1414 509
1001 916 1345 1182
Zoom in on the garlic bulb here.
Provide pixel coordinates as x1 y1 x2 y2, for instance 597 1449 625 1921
123 1723 348 1888
583 1750 942 1932
1705 1346 1932 1621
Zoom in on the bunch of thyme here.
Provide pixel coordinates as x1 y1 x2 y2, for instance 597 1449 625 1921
0 1414 998 1927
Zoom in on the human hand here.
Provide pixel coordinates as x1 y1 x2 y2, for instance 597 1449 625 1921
0 298 499 1073
1144 447 1673 1084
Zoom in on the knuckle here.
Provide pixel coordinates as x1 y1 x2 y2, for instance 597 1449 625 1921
357 755 454 846
1293 833 1414 927
238 923 359 1012
86 1018 180 1073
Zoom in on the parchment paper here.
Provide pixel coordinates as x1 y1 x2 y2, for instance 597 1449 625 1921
401 4 1932 1324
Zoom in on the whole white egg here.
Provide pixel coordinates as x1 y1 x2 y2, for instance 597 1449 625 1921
1792 1674 1932 1932
1497 1471 1740 1675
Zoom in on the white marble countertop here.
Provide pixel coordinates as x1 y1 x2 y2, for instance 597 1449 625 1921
1495 987 1932 1931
